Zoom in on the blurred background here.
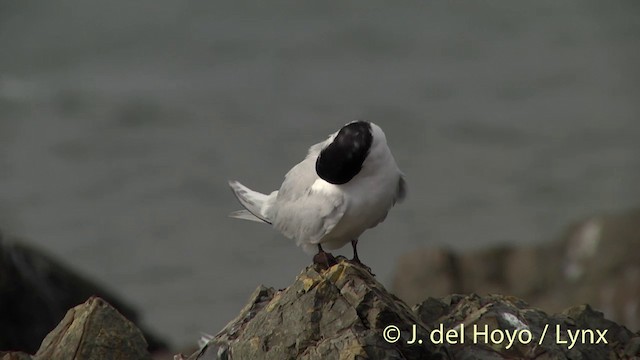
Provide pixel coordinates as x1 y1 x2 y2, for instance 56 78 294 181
1 0 639 352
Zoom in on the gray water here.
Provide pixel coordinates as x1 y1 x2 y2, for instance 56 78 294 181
1 0 639 348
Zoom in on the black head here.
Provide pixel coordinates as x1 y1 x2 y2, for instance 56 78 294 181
315 121 373 185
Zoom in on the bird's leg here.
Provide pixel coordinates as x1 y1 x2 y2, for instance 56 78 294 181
351 239 361 263
313 244 337 270
350 239 374 275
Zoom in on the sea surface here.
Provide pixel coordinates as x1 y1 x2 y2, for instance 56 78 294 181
1 0 639 348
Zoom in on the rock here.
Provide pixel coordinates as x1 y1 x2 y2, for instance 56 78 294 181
558 211 640 330
392 248 459 306
190 259 447 360
0 297 151 360
0 352 32 360
415 294 638 359
184 259 638 359
0 231 167 354
393 245 558 306
35 296 151 360
392 208 640 331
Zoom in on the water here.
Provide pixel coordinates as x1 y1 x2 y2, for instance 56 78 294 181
1 0 639 348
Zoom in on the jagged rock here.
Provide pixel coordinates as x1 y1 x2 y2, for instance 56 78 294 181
190 259 447 360
0 352 32 360
393 208 640 331
416 294 638 359
0 297 151 360
35 296 151 360
186 259 638 360
393 245 557 307
0 231 167 354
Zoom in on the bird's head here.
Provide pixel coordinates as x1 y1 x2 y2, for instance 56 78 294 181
315 121 381 185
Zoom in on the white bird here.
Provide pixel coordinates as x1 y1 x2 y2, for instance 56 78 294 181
228 120 406 270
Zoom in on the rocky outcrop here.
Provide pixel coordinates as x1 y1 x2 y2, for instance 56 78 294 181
393 208 640 331
190 259 445 360
186 259 639 360
0 231 167 354
417 294 638 359
0 296 152 360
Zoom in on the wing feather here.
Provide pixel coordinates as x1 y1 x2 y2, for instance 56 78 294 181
394 173 407 204
272 142 346 249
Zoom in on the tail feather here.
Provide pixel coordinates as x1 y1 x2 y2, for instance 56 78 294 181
229 209 267 223
228 180 272 224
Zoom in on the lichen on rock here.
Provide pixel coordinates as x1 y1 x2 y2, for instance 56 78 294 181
194 259 445 360
189 259 640 360
1 296 152 360
416 294 639 359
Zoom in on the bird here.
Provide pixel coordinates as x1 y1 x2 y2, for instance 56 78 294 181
228 120 406 271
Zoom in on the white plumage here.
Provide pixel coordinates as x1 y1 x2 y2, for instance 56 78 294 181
229 121 406 262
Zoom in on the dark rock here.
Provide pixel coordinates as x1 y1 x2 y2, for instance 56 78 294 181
0 352 32 360
190 259 448 360
0 297 151 360
393 245 557 306
0 231 167 354
35 296 151 360
392 248 460 306
183 260 638 359
393 208 640 332
415 294 638 359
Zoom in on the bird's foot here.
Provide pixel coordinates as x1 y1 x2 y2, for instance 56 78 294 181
349 257 375 276
313 250 338 271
